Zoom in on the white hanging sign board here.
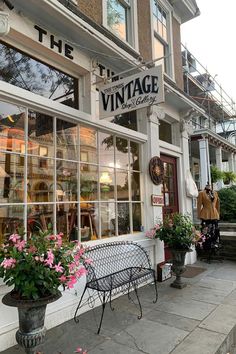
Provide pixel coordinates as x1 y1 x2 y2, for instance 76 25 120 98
99 65 164 119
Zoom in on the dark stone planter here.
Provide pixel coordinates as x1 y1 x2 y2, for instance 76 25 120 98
2 291 61 354
170 249 191 289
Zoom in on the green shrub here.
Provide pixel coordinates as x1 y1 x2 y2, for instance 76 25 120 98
218 186 236 222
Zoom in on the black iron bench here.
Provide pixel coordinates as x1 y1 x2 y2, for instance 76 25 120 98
74 241 158 334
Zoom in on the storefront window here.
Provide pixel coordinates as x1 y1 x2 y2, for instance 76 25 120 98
57 119 78 161
0 101 25 153
0 41 78 108
0 100 143 240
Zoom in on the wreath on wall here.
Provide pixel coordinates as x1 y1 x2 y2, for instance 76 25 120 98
149 156 164 185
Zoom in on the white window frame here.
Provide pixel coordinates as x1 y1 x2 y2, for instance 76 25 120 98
103 0 138 50
151 0 174 79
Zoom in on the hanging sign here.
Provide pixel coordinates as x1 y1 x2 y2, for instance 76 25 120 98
99 66 164 119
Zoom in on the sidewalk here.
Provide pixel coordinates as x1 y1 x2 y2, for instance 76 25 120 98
2 260 236 354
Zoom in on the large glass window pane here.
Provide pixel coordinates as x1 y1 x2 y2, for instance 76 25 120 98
28 110 54 157
28 156 54 202
80 164 98 201
130 141 140 171
100 202 116 237
57 119 78 161
107 0 127 41
132 203 142 232
27 204 53 236
0 42 78 108
0 101 25 153
115 137 128 169
100 168 115 201
99 132 114 167
111 111 137 131
56 161 77 202
131 172 140 201
116 169 129 201
80 127 97 164
80 202 98 241
55 203 77 239
117 202 130 235
0 152 24 203
0 205 24 242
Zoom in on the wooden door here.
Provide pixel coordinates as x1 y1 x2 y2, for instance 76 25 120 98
160 154 179 217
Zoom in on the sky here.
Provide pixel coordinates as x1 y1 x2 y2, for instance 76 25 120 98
181 0 236 105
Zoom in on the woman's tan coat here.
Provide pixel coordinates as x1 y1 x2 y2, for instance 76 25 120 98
197 190 220 220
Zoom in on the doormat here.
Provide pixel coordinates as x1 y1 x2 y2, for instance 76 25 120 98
182 266 206 278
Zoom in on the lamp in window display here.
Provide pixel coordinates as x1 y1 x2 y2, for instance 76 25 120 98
100 172 112 193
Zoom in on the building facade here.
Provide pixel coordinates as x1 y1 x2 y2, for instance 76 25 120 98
0 0 201 349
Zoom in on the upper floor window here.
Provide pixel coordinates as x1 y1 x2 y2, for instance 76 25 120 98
106 0 131 43
152 1 170 75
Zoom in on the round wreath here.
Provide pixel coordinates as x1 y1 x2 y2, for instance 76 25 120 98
149 156 164 185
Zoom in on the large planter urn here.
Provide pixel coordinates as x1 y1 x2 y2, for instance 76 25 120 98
2 291 61 354
170 249 191 289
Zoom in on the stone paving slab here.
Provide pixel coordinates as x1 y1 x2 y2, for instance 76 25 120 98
156 296 216 320
170 327 226 354
145 309 200 332
112 319 189 354
199 304 236 335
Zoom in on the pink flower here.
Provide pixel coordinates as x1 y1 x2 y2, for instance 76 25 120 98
9 234 21 243
28 245 37 253
74 347 87 353
54 262 64 273
75 267 87 278
44 250 54 267
1 258 16 269
15 240 26 251
59 274 67 283
84 258 92 265
67 275 77 288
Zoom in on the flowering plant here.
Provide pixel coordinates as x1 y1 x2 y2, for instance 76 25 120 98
146 213 202 250
0 230 89 300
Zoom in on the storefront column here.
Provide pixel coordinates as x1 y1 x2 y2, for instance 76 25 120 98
215 146 224 190
199 138 211 190
180 118 193 215
234 154 236 173
228 152 234 172
180 117 196 264
140 106 165 264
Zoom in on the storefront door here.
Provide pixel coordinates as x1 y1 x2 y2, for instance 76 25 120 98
161 154 179 217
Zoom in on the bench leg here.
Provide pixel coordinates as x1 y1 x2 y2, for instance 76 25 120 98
97 292 107 334
109 290 114 311
133 284 142 320
74 286 87 323
153 271 158 303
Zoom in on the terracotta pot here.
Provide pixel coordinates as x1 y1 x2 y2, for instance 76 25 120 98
2 291 61 354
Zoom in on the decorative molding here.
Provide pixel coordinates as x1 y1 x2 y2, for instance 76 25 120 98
0 11 10 36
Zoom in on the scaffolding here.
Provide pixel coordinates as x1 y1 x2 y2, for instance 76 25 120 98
182 44 236 140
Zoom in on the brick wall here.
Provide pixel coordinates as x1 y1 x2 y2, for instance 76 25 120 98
137 0 152 62
172 18 184 90
77 0 103 25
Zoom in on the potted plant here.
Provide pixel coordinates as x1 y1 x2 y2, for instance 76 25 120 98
0 230 89 354
146 213 201 288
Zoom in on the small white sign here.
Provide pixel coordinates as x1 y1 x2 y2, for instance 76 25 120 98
99 66 164 119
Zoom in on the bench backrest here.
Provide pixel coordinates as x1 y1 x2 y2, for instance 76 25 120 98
85 241 152 282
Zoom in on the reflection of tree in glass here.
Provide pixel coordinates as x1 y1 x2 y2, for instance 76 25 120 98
0 43 75 103
107 0 124 30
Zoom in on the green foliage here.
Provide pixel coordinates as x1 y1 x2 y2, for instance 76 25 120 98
222 171 236 185
146 213 200 250
210 165 224 184
218 186 236 222
0 230 87 300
